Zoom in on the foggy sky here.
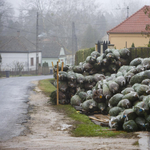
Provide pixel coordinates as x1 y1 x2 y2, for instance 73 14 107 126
7 0 150 16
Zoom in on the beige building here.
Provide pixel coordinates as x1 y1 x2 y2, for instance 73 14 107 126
107 5 150 49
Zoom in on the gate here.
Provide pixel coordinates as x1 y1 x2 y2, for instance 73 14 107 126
96 41 110 53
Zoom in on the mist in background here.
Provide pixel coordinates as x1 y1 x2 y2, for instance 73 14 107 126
1 0 150 51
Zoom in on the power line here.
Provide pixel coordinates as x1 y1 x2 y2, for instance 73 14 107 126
1 24 107 42
1 25 36 35
0 25 98 46
1 25 72 39
1 14 37 19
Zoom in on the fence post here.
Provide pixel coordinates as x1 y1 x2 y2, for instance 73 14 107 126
100 42 103 55
57 61 59 105
51 62 54 68
98 41 100 53
125 41 127 48
95 43 98 51
61 62 64 71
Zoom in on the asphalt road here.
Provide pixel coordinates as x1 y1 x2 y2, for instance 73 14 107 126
0 75 53 141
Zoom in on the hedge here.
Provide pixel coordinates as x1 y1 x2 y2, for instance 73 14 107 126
75 47 150 66
75 47 95 65
129 47 150 61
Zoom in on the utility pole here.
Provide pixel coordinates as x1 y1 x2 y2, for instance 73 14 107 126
71 22 78 65
127 6 129 19
36 12 39 75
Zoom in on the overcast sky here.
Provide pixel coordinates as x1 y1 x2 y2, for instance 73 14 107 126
6 0 150 16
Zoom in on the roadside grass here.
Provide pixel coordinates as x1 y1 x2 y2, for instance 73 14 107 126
133 141 139 146
54 104 126 137
38 78 56 96
39 78 129 137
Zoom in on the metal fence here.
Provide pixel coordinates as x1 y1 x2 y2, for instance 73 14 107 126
96 41 110 53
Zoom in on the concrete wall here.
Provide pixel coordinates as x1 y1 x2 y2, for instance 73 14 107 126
108 33 150 49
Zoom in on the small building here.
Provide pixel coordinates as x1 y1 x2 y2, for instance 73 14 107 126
0 36 42 72
41 38 72 68
107 5 150 49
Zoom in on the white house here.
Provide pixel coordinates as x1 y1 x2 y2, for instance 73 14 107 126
0 36 42 72
41 38 72 68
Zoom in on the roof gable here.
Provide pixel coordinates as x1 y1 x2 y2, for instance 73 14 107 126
0 36 37 52
41 38 71 58
42 41 60 58
59 47 65 56
107 5 150 34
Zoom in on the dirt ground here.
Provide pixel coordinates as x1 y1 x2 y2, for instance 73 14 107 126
0 81 140 150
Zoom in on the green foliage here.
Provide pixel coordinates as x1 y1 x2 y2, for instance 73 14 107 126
39 78 56 96
129 47 150 61
148 41 150 47
42 62 49 67
50 90 57 105
131 43 135 48
55 105 125 137
75 47 95 65
42 62 49 75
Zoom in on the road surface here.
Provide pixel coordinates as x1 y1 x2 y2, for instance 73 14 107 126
0 75 52 141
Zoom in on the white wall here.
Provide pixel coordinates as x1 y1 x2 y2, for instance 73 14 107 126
0 53 28 71
42 58 58 68
42 56 66 69
28 52 42 71
0 52 42 71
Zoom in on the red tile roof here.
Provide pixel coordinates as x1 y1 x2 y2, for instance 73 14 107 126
107 5 150 34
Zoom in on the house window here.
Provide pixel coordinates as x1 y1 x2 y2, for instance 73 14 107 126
31 58 34 66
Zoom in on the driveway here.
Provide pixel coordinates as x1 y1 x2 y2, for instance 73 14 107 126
0 75 53 141
0 81 140 150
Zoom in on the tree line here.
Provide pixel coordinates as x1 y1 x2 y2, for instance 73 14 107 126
0 0 146 52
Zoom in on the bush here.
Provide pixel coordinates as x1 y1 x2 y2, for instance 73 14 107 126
131 43 135 48
42 62 49 67
148 41 150 47
50 90 57 105
75 47 95 65
129 47 150 61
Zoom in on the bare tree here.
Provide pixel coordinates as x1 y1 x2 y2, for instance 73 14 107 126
18 0 103 49
13 61 25 76
0 0 14 35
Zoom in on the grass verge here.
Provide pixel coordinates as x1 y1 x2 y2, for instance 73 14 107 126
38 78 132 137
38 78 56 96
54 105 127 137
